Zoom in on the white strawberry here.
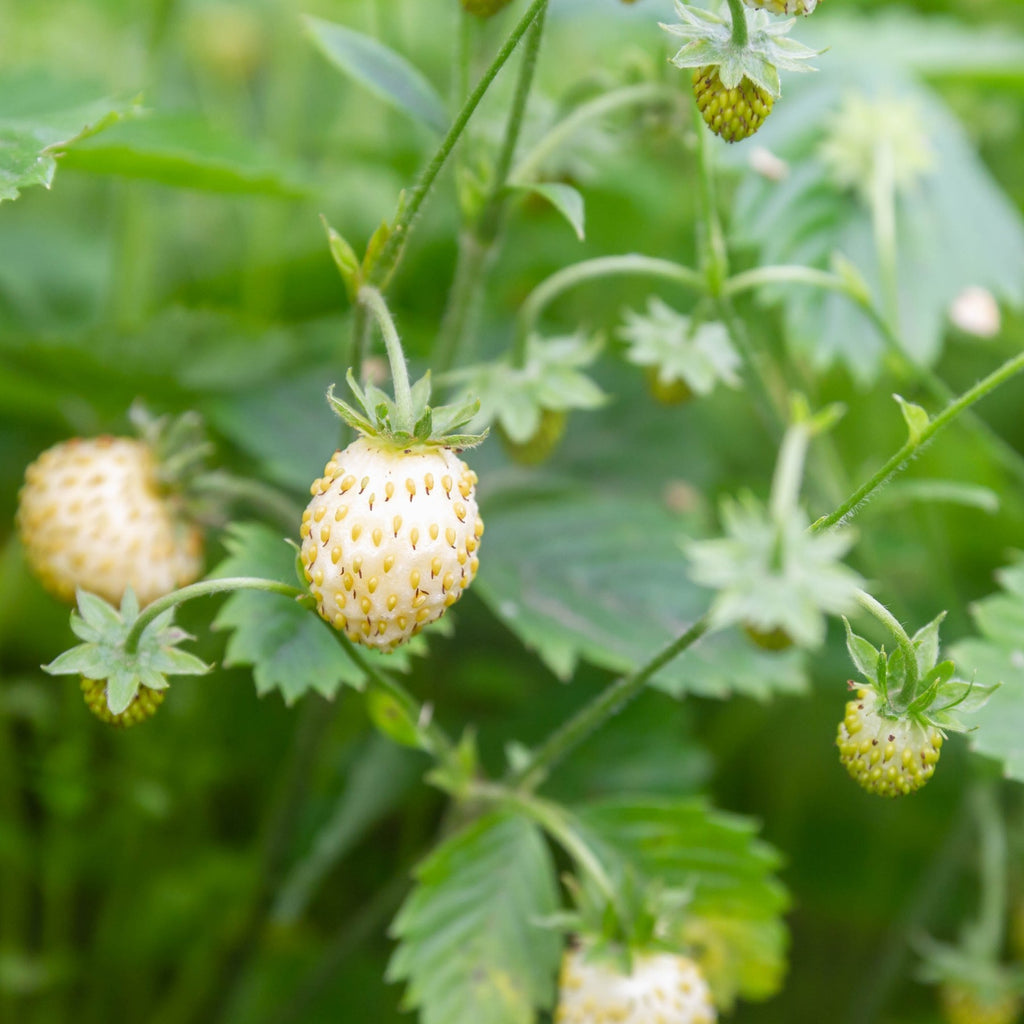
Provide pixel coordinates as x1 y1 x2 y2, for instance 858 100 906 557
556 948 717 1024
17 436 203 607
300 437 482 652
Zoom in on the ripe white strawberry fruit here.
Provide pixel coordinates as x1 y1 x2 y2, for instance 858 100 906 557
556 948 716 1024
300 437 483 652
837 687 944 797
17 437 203 607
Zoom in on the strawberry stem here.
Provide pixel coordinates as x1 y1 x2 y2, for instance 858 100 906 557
515 254 705 364
358 285 415 431
854 589 919 696
123 577 305 655
509 616 711 792
725 0 750 51
972 781 1008 962
813 348 1024 532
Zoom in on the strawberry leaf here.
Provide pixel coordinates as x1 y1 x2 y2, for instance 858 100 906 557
210 523 419 704
388 811 561 1024
576 798 789 1008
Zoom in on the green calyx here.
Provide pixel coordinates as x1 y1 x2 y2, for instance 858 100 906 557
327 369 487 451
43 588 209 717
843 614 999 733
661 1 818 97
449 331 606 449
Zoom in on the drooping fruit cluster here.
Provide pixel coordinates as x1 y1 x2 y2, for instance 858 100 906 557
837 687 943 798
556 949 716 1024
662 4 818 143
17 437 203 607
301 437 483 652
81 677 166 727
460 0 514 17
693 67 773 143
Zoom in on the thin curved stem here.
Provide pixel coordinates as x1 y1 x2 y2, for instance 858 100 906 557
812 349 1024 532
516 253 706 361
331 630 454 759
855 588 918 693
725 0 749 48
510 616 710 793
359 285 413 426
369 0 549 289
972 781 1007 962
511 81 678 184
125 577 304 654
473 784 618 909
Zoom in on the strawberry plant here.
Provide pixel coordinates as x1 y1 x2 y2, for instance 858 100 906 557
4 1 1024 1023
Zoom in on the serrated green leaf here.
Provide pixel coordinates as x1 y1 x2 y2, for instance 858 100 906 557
509 182 586 240
576 798 788 921
948 556 1024 781
0 72 135 202
476 491 807 700
304 16 448 134
388 812 561 1024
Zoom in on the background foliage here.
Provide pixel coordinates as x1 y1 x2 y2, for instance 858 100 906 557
3 1 1024 1022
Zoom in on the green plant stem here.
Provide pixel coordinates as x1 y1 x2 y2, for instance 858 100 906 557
331 631 454 760
435 2 548 374
972 781 1007 961
854 588 919 693
812 348 1024 532
723 264 1024 489
510 616 711 793
515 254 706 361
725 0 750 48
472 783 618 909
511 81 678 183
770 422 810 522
870 142 901 331
358 285 414 426
368 0 549 289
191 472 304 531
124 577 304 654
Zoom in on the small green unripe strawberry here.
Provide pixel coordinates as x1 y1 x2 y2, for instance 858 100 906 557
743 624 793 651
301 437 483 652
742 0 821 15
460 0 514 17
81 677 166 727
556 948 716 1024
694 67 773 143
837 687 943 797
499 409 567 465
940 983 1022 1024
17 437 204 607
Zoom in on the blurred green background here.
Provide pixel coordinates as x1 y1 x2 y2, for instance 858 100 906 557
3 1 1024 1022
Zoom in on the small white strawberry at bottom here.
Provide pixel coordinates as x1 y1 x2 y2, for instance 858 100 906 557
301 437 482 653
556 948 716 1024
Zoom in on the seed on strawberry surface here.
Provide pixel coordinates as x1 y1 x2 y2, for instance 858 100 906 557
81 677 166 727
837 688 943 797
301 437 482 652
694 67 774 143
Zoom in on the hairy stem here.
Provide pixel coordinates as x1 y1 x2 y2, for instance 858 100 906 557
725 0 750 49
435 2 549 373
812 349 1024 532
515 253 706 361
855 588 919 694
368 0 550 289
510 616 710 793
124 577 304 654
358 285 414 427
